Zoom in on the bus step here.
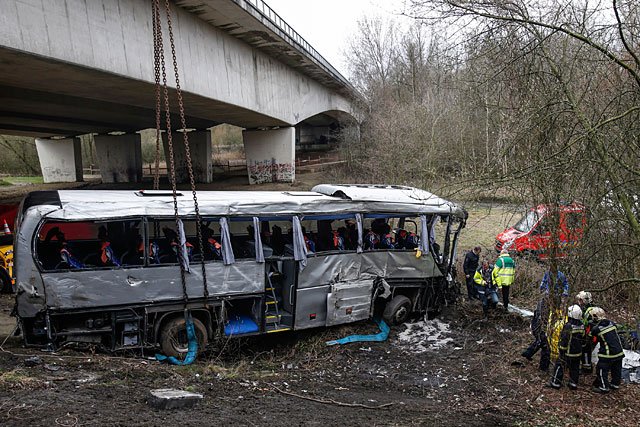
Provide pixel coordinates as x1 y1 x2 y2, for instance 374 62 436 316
266 314 282 324
266 326 291 334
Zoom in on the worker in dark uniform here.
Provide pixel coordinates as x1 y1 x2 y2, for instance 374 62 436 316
521 298 551 372
549 305 585 390
463 246 481 301
576 291 595 373
589 307 625 393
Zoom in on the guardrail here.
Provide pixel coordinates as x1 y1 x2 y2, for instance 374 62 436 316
237 0 355 91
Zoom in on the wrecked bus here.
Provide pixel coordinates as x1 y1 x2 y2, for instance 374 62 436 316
14 185 466 357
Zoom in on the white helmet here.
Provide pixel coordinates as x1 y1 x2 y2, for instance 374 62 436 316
590 307 605 321
576 291 592 304
568 304 583 320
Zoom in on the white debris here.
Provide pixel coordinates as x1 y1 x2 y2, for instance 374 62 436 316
623 349 640 369
507 304 534 317
395 319 454 353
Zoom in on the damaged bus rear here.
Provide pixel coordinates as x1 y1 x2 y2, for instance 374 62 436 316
13 185 466 356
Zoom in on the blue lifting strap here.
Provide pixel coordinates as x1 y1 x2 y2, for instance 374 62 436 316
325 318 390 346
155 311 198 365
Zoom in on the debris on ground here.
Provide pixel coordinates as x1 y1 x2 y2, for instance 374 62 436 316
395 319 453 353
147 389 203 410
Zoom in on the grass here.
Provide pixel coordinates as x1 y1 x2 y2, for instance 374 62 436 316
0 179 11 186
457 204 520 251
2 176 43 184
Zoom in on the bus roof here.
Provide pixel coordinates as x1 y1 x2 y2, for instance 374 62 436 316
29 185 465 220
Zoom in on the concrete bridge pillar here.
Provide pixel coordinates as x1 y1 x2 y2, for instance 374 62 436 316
94 134 143 183
243 127 295 185
163 130 212 183
35 137 83 183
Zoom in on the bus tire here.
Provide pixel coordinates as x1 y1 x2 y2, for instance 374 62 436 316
0 268 12 294
383 295 411 325
159 316 208 358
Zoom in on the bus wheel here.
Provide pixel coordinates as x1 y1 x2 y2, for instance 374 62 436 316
383 295 411 325
0 268 12 294
159 316 208 358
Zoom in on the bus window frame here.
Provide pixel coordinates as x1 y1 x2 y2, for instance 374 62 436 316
33 216 146 273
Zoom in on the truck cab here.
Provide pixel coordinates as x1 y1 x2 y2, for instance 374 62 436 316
495 203 585 258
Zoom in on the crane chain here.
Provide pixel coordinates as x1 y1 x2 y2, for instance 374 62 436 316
152 0 209 306
162 0 209 301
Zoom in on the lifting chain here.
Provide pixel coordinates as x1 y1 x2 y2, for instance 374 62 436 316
152 0 209 306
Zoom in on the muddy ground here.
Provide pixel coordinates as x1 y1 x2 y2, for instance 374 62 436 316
1 294 638 427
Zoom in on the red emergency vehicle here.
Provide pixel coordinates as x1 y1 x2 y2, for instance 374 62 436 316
495 203 585 258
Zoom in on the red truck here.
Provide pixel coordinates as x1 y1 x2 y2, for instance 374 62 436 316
495 203 585 258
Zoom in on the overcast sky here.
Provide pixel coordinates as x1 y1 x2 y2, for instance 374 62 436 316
265 0 410 77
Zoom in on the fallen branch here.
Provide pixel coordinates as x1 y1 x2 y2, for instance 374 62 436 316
272 386 394 410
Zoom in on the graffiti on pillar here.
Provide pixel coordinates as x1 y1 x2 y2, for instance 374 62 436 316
249 158 294 184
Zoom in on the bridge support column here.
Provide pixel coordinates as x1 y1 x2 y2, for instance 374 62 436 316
243 127 295 185
94 134 142 183
163 131 212 183
35 137 83 183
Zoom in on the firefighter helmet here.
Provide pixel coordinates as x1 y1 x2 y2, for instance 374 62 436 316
590 307 605 321
568 304 583 320
576 291 592 304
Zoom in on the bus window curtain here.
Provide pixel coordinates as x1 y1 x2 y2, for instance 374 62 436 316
177 219 191 273
419 215 430 253
219 217 235 265
292 216 308 270
356 213 364 254
253 216 264 263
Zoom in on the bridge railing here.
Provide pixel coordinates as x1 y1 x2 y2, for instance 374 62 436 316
239 0 354 90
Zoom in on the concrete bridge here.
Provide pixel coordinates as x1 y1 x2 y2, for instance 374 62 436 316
0 0 359 184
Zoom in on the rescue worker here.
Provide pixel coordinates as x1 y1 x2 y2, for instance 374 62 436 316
492 249 515 311
589 307 624 393
549 305 585 390
576 291 595 373
473 259 498 317
463 246 481 301
521 297 551 371
540 266 570 299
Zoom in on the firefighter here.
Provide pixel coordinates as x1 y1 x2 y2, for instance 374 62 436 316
473 259 498 317
521 297 551 372
576 291 595 373
463 246 481 301
589 307 624 393
492 249 515 311
549 305 585 390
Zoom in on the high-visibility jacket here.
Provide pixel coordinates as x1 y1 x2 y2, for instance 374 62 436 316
473 266 494 287
558 319 585 358
492 254 515 288
590 319 624 359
